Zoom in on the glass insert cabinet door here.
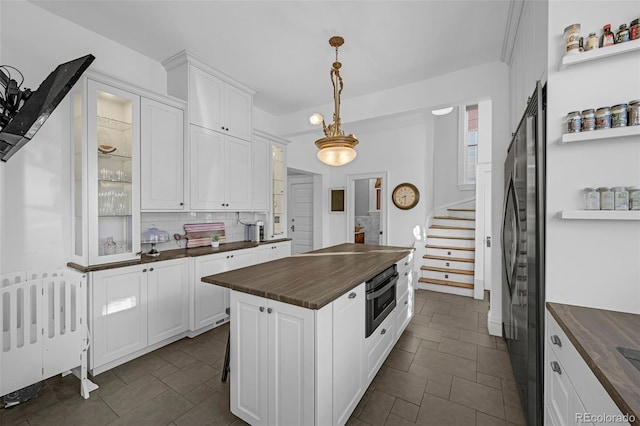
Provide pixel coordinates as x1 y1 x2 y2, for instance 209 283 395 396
271 144 285 237
72 78 140 265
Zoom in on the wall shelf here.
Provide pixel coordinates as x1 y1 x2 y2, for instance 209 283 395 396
560 125 640 144
560 210 640 220
559 38 640 70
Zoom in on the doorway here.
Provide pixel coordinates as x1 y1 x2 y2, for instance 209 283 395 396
287 172 315 255
347 172 388 245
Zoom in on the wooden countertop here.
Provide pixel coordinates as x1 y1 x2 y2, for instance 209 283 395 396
202 243 413 310
547 302 640 424
67 239 291 273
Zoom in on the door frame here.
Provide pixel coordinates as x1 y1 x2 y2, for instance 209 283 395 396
346 172 388 245
287 174 314 255
474 163 492 300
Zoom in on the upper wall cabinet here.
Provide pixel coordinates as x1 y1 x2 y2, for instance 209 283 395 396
163 51 255 142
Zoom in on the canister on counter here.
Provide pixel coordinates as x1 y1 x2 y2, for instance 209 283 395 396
611 103 628 128
631 19 639 40
598 187 614 210
564 23 581 54
613 187 629 210
595 107 611 130
567 111 582 133
601 24 615 47
629 186 640 210
581 109 596 131
585 32 599 51
629 100 640 126
583 187 600 210
616 24 630 43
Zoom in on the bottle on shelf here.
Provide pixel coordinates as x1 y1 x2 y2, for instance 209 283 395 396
600 24 615 47
616 24 630 44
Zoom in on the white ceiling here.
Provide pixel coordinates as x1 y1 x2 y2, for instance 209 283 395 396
30 0 513 116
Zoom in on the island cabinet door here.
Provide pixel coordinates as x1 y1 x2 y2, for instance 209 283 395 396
332 283 365 426
230 291 269 425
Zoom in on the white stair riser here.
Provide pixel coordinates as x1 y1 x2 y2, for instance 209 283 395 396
424 258 475 271
446 210 476 220
432 218 476 228
426 237 475 248
422 270 474 284
426 247 475 259
428 228 475 238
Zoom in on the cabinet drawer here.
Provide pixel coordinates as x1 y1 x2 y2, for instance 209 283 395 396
397 253 414 276
364 312 395 384
395 290 412 340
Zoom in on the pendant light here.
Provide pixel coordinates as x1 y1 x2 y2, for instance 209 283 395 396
309 36 359 166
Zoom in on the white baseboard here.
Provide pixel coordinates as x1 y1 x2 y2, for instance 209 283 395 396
473 278 484 300
487 309 502 337
417 282 473 297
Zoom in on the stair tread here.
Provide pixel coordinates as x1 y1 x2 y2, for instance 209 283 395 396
430 225 475 230
427 235 474 241
421 266 474 275
426 245 475 251
447 208 476 212
433 216 475 221
423 255 475 263
419 277 474 289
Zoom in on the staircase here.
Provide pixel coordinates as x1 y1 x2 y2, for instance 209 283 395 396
419 207 476 297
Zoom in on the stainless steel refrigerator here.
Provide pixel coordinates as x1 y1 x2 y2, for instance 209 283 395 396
502 82 546 426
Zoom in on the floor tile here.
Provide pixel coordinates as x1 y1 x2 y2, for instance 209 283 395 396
351 388 372 418
505 403 526 425
477 346 515 379
357 389 395 426
412 347 476 381
448 306 479 321
184 383 217 405
90 370 127 398
407 362 453 387
0 386 61 425
430 312 479 332
383 348 415 371
101 375 169 416
404 323 442 343
111 353 172 385
385 413 417 426
496 337 509 352
476 412 519 426
415 394 476 426
375 367 427 406
106 389 194 426
390 398 419 422
161 361 218 395
449 376 505 419
425 380 451 400
501 378 522 409
437 337 478 360
173 393 237 426
460 329 497 348
28 396 117 426
424 321 461 340
159 349 198 369
476 372 502 390
395 335 422 353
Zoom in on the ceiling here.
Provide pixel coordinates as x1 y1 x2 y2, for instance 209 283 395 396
30 1 514 116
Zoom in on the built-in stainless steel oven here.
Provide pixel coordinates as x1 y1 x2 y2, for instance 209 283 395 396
365 264 398 338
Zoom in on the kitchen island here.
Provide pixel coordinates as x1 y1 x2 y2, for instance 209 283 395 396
202 243 415 426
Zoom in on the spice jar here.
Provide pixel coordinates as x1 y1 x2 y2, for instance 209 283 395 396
584 187 600 210
628 186 640 210
598 187 614 210
613 187 629 210
611 103 628 128
629 100 640 126
581 109 596 131
616 24 630 43
567 111 582 133
631 19 639 40
585 32 599 51
564 23 581 54
601 24 615 47
595 107 611 130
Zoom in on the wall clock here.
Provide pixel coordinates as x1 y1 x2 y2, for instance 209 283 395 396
392 183 420 210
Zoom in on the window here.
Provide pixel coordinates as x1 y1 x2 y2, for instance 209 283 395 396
459 104 478 189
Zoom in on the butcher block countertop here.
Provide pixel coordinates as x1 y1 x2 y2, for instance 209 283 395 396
202 243 413 310
67 239 291 273
547 302 640 423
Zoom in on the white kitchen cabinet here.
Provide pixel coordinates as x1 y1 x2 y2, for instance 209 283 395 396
192 249 256 331
230 290 315 426
141 98 185 210
189 125 252 211
332 284 365 426
396 253 415 339
251 134 270 211
255 241 291 264
91 264 148 370
147 259 189 345
364 310 395 384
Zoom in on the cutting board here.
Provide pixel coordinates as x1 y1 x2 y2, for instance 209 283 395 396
174 222 226 248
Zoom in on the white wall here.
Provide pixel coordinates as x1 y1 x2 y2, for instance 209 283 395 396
545 0 640 313
0 0 168 273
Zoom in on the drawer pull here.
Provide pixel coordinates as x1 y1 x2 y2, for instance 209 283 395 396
550 361 562 375
259 306 265 312
550 335 562 347
404 272 408 276
142 268 147 273
149 268 154 272
381 328 387 335
348 292 357 299
404 262 409 266
267 308 273 314
404 300 408 305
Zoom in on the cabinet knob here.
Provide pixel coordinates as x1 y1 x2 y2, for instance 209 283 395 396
222 203 225 206
142 269 147 273
404 262 409 266
404 272 408 276
221 126 225 130
149 268 154 272
381 328 387 335
550 361 562 375
267 308 273 314
348 292 357 299
259 306 265 312
179 202 184 206
404 300 408 305
230 254 234 258
550 335 562 347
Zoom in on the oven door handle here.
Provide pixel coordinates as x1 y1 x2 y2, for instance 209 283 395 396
366 275 398 300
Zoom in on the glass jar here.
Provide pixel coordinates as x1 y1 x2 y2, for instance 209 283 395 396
631 19 639 40
583 187 600 210
595 107 611 130
628 186 640 210
613 187 629 210
598 187 614 210
629 100 640 126
564 23 581 54
611 104 628 128
585 32 599 51
103 237 117 255
601 24 615 47
616 24 630 43
581 109 596 131
567 111 582 133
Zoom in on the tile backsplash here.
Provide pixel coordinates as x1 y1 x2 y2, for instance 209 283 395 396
141 211 267 253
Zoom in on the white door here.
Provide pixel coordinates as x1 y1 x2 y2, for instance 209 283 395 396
147 259 189 345
347 172 388 246
189 125 225 210
225 135 253 210
289 181 314 255
474 163 492 299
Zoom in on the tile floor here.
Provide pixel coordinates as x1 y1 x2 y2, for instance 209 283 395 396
0 289 525 426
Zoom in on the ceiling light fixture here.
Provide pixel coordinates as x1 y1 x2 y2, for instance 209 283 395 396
309 36 358 166
431 106 454 116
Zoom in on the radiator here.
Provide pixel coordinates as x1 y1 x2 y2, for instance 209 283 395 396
0 269 98 399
